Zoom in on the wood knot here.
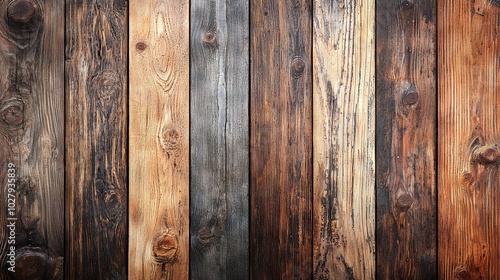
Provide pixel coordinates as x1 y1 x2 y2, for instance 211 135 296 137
152 232 178 264
459 172 473 186
401 0 414 9
15 248 49 279
6 0 38 29
291 57 305 78
472 144 500 166
455 267 471 279
203 32 216 44
160 127 179 158
403 90 419 105
105 193 121 209
91 71 121 109
136 42 147 53
396 193 413 211
1 101 24 127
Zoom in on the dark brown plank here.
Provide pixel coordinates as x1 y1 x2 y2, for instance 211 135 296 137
438 1 500 278
250 1 313 279
312 0 375 279
0 0 64 278
376 0 437 278
65 0 128 278
190 0 249 279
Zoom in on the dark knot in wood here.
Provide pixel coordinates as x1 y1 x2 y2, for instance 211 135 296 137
396 193 413 211
136 42 147 53
15 248 49 279
403 90 419 105
402 0 414 9
152 232 178 264
455 267 471 279
6 0 37 28
1 101 24 127
472 144 500 166
160 127 179 158
459 172 472 186
203 32 216 44
291 57 305 78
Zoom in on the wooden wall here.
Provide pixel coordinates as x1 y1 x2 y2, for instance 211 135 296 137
0 0 498 279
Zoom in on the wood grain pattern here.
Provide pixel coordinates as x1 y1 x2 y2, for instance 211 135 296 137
312 0 375 279
129 0 189 279
0 0 64 278
65 0 128 278
376 0 437 278
190 0 249 279
250 1 312 279
438 1 500 278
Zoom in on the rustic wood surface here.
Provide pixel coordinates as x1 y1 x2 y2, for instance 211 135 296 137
250 1 313 279
129 0 190 279
376 0 437 279
190 0 249 279
438 1 500 279
65 0 128 278
0 0 64 278
313 0 375 279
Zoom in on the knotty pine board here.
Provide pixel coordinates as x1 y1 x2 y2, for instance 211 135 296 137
313 0 375 279
250 1 313 279
65 0 128 278
438 1 500 278
190 0 249 279
129 0 190 279
0 0 64 278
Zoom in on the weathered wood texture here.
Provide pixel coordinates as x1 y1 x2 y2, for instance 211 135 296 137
376 0 437 279
438 1 500 279
0 0 64 278
190 0 249 279
250 1 313 279
313 1 375 279
129 0 189 279
65 0 128 278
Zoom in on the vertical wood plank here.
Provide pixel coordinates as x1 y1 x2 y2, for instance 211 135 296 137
190 0 249 279
376 0 437 278
66 0 128 278
250 1 313 279
438 1 500 278
312 0 375 279
129 0 189 279
0 0 64 278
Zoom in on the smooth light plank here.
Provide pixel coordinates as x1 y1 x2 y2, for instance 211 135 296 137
438 1 500 278
376 0 437 278
190 0 249 279
250 1 313 279
65 0 128 278
0 0 64 278
129 0 189 279
312 0 375 278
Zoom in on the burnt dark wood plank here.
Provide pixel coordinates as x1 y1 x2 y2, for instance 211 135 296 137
65 0 128 278
312 1 375 279
438 1 500 278
0 0 64 278
376 0 437 278
250 1 313 279
190 0 249 279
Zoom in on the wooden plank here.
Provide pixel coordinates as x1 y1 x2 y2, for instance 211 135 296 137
376 0 437 278
438 1 500 278
312 0 375 279
0 0 64 278
190 0 249 279
250 1 312 279
65 0 128 278
128 0 189 279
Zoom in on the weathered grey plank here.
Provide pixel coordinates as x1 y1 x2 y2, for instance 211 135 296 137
190 0 249 279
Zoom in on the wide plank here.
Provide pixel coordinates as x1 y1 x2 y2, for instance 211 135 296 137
190 0 249 279
312 0 375 279
376 0 437 278
0 0 64 278
438 1 500 278
129 0 190 279
65 0 128 278
250 1 313 279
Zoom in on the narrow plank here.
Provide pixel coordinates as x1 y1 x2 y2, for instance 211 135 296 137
190 0 249 279
128 0 189 279
250 1 313 279
0 0 64 278
312 0 375 279
438 1 500 278
376 0 437 278
65 0 128 278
